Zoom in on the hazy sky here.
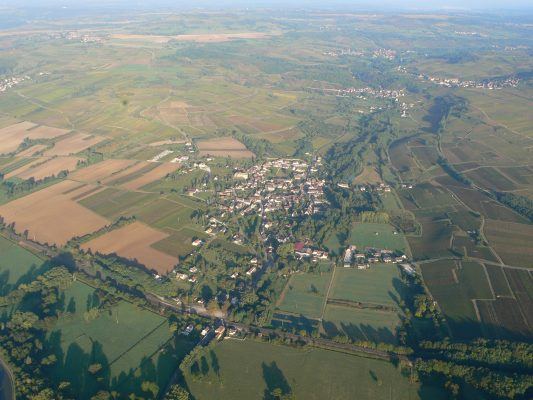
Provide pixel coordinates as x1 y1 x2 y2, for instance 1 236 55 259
1 0 532 11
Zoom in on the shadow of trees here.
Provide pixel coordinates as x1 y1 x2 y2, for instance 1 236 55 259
262 361 292 400
42 325 196 399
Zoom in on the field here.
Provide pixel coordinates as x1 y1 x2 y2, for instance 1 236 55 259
418 259 523 339
277 272 332 319
322 305 401 343
69 159 137 183
47 281 194 398
184 339 446 400
196 137 254 159
0 180 109 246
120 163 179 190
408 220 454 260
0 121 68 154
329 265 405 308
43 133 105 156
80 222 179 274
78 187 157 219
348 223 407 253
5 156 82 180
420 260 483 338
484 220 533 268
0 235 45 295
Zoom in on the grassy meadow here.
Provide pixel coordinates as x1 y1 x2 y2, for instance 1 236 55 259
184 339 446 400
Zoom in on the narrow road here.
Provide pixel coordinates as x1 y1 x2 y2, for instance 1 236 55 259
320 264 336 320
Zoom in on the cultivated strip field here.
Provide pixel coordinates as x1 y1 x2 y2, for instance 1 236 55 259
0 180 109 246
484 220 533 268
16 144 48 157
6 156 82 180
81 221 179 273
3 157 50 178
148 139 186 147
44 132 105 156
197 137 254 159
69 159 137 183
101 161 152 185
0 122 69 154
120 162 179 190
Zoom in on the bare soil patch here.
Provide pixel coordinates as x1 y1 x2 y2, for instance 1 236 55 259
16 144 48 157
6 156 82 180
81 221 179 274
197 137 254 159
44 133 105 156
100 161 151 185
4 157 50 179
0 122 69 154
120 163 179 190
0 180 109 246
69 159 137 183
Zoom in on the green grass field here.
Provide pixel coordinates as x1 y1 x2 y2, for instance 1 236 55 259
348 223 407 252
330 265 405 307
47 281 191 398
184 339 446 400
0 235 46 295
79 188 157 219
277 272 332 319
323 305 401 343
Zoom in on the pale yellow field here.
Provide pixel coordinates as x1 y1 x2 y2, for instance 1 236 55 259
16 144 48 157
44 133 106 156
0 122 69 154
120 162 179 190
197 136 254 158
69 159 137 183
0 180 109 246
5 156 82 180
81 221 179 274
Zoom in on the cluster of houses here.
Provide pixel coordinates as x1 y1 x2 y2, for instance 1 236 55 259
62 31 105 43
308 86 405 101
454 31 486 37
373 48 397 60
174 266 199 283
229 257 261 279
419 74 519 89
189 323 242 345
293 242 329 262
0 76 29 93
215 158 327 219
343 245 407 269
322 47 396 60
338 182 399 193
204 217 227 237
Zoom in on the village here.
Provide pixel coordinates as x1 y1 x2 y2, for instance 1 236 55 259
0 75 29 93
323 47 397 60
419 74 519 89
307 85 405 100
213 157 327 221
